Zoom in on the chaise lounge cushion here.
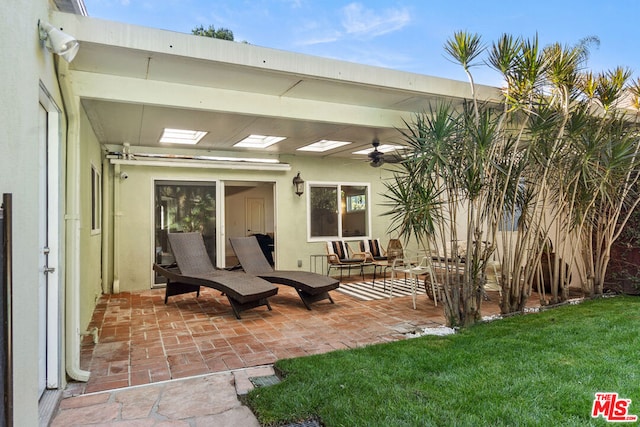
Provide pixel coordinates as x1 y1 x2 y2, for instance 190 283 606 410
229 236 339 303
254 270 338 296
153 263 277 305
155 232 278 318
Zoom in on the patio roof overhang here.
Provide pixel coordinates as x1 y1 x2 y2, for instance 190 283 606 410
51 11 502 161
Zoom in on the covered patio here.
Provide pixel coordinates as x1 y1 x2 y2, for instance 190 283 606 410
77 274 505 394
44 10 501 395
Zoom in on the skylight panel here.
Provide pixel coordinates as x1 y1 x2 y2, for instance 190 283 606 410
159 128 208 145
297 140 352 152
234 134 286 148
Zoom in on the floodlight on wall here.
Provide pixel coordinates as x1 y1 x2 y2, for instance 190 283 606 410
292 172 305 197
38 20 79 63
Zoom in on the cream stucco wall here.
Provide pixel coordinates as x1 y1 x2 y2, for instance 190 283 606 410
279 155 402 270
111 163 282 291
78 109 105 330
105 152 399 292
0 1 70 424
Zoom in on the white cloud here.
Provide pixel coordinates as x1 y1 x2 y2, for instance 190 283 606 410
341 3 410 39
291 17 342 46
295 3 410 47
296 29 343 46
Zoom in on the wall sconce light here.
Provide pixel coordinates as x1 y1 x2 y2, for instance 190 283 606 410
38 20 79 63
292 172 305 196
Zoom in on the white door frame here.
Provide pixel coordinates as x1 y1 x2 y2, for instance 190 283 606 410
222 181 276 268
217 181 225 268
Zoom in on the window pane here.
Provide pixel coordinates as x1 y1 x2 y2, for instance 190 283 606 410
342 185 367 237
91 165 101 232
499 179 524 231
310 186 338 238
154 181 216 283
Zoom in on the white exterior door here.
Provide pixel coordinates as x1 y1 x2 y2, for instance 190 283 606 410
37 104 48 397
38 88 61 394
245 198 265 235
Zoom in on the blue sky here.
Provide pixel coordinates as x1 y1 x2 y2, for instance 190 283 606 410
84 0 639 87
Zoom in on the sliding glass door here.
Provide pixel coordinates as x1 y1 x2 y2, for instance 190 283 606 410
154 180 217 284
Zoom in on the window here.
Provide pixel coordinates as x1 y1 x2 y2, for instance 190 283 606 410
308 183 370 239
499 210 521 231
499 178 525 231
90 164 101 233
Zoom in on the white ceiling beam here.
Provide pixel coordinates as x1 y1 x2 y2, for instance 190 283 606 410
66 69 410 129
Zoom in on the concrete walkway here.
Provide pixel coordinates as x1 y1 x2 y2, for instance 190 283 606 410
50 365 274 426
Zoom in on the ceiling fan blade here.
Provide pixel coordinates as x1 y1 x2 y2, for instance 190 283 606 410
383 152 403 163
370 157 384 167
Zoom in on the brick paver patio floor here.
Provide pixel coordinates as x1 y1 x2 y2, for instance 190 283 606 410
77 274 504 394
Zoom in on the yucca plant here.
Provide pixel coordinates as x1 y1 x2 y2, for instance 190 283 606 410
384 30 640 326
571 112 640 296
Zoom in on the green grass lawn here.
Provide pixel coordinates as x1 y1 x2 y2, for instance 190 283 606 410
247 296 640 426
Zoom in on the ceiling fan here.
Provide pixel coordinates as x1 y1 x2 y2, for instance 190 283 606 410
367 138 405 167
368 139 385 167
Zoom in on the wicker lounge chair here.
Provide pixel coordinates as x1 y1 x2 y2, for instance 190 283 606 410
229 236 340 310
359 238 387 261
153 232 278 319
325 240 370 279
